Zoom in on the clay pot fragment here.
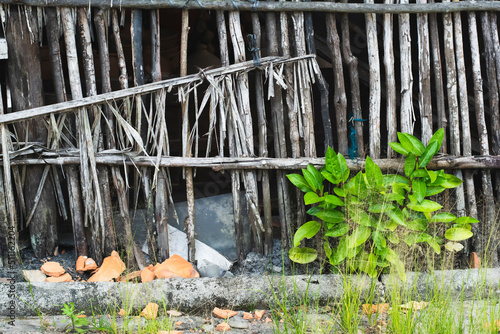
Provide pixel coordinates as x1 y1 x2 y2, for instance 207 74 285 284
76 256 99 272
88 251 126 282
154 254 199 279
119 270 142 282
362 303 390 315
213 307 238 319
141 266 156 283
46 273 73 282
216 322 231 332
470 252 481 268
254 310 265 320
141 303 159 320
242 312 253 320
40 261 65 277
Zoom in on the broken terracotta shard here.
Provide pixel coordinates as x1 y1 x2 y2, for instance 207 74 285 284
46 273 73 282
154 254 199 279
140 303 159 320
88 251 126 282
40 261 65 277
212 307 238 319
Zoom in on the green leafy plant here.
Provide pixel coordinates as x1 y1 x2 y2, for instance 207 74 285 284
287 129 477 280
61 302 89 333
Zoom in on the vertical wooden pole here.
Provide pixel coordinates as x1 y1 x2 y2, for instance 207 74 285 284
429 0 447 153
469 10 496 265
326 11 347 155
365 0 381 158
340 4 364 157
216 10 245 262
383 0 396 158
6 7 57 258
417 0 432 144
399 0 413 135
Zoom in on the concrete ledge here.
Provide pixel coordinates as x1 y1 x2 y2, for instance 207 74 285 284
0 274 373 317
381 268 500 300
1 269 499 317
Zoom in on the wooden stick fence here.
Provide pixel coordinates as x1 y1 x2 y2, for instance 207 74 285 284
1 2 500 269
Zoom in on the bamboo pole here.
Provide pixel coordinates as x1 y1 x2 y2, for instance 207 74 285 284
399 0 414 135
229 10 263 252
216 10 245 263
453 6 476 256
488 12 500 195
340 2 364 158
468 10 496 263
266 8 293 249
429 0 447 153
417 0 432 144
60 7 88 258
8 154 500 171
251 12 273 255
326 11 347 155
279 5 305 233
180 9 197 263
365 0 381 158
384 0 396 158
6 0 500 12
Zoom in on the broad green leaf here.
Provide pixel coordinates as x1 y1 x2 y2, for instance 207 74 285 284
426 237 441 254
441 173 463 189
428 128 444 150
389 142 410 156
321 170 341 185
430 212 457 223
372 231 387 250
365 156 383 190
445 242 464 252
418 140 439 168
405 153 417 177
454 216 479 224
306 206 322 216
406 218 428 232
384 192 405 202
386 232 400 244
351 211 375 227
324 194 344 206
427 170 437 183
404 133 426 155
413 179 427 203
338 153 350 182
334 187 346 197
293 220 322 247
287 174 313 193
325 223 350 237
445 227 473 241
380 219 399 231
407 199 442 212
356 252 379 277
398 132 420 155
454 223 472 231
289 247 318 264
304 192 324 205
348 226 372 248
324 240 332 259
404 233 420 246
383 174 410 185
325 146 341 179
307 164 324 192
411 169 428 179
369 203 396 213
314 209 345 224
329 237 348 265
426 186 445 196
385 207 406 226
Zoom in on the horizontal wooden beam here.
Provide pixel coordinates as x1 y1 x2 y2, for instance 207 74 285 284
7 153 500 171
1 0 499 13
0 55 305 125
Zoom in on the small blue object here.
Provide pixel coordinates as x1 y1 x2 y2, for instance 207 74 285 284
348 116 367 160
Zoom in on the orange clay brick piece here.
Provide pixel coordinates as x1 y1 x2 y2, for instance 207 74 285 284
242 312 253 320
40 262 65 277
141 267 156 283
470 252 481 268
212 307 238 319
216 322 231 332
88 251 126 282
46 273 72 282
254 310 265 320
166 310 183 317
140 303 159 320
154 255 199 279
118 309 126 316
76 256 86 272
157 331 183 334
84 258 98 271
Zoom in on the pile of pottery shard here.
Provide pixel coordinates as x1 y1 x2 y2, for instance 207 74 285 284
39 251 199 283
